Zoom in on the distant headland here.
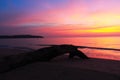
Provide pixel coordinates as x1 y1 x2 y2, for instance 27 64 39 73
0 35 44 39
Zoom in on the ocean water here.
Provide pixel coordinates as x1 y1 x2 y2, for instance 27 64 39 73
0 37 120 60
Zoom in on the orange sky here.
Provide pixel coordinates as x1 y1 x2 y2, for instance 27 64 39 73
0 0 120 37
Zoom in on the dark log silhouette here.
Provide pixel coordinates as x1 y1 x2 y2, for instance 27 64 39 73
0 44 88 73
38 44 120 51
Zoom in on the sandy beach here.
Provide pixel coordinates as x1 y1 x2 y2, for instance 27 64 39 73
0 48 31 58
0 48 120 80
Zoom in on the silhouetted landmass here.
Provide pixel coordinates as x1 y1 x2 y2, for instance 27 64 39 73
0 35 44 39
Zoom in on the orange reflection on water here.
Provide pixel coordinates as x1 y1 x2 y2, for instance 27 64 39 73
76 37 120 61
1 37 120 60
41 37 120 60
80 49 120 61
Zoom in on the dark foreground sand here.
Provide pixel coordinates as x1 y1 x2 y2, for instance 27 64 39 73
0 48 120 80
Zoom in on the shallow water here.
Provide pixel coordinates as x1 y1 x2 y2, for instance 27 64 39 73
0 37 120 60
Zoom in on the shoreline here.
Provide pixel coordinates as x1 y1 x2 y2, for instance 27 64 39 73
0 48 31 58
0 48 120 80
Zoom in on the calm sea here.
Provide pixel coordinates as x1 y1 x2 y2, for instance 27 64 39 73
0 37 120 60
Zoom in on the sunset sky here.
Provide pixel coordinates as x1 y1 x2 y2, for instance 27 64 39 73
0 0 120 37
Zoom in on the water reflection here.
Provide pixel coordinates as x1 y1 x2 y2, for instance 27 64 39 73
80 49 120 60
0 37 120 60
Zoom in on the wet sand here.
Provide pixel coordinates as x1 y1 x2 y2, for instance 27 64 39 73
0 48 30 58
0 48 120 80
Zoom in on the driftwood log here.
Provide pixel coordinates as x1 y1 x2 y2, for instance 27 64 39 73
0 44 89 73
